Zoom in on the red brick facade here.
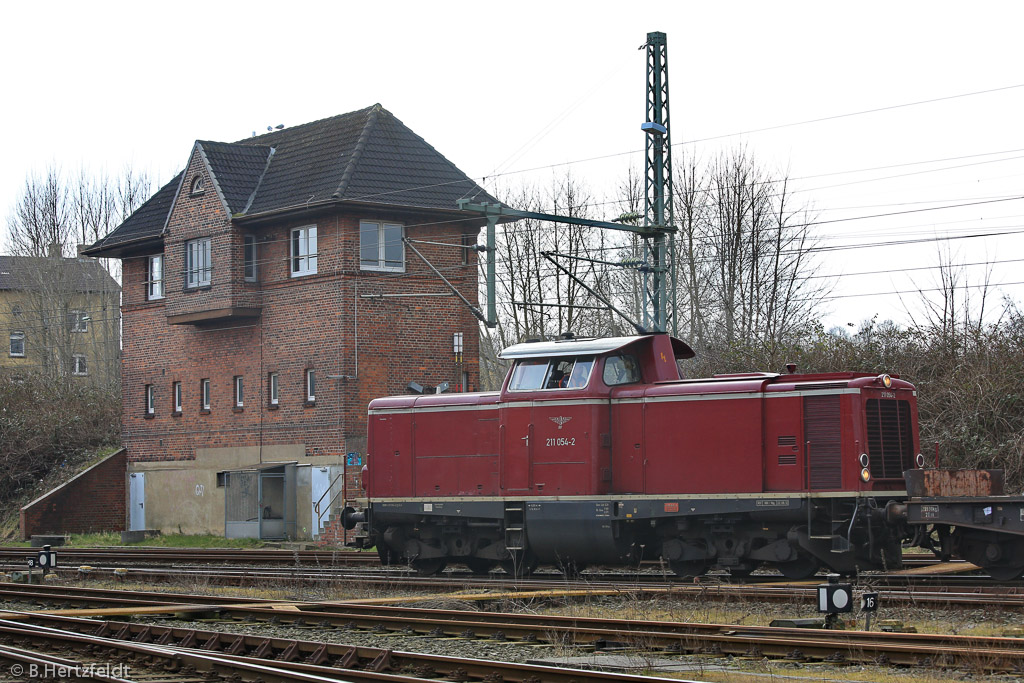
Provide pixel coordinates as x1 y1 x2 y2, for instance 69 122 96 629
121 146 482 468
20 449 126 540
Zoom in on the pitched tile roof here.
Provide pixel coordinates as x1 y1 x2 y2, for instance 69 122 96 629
83 172 182 255
85 105 499 256
0 255 120 293
199 141 272 214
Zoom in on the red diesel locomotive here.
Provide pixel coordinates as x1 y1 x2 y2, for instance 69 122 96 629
347 332 925 578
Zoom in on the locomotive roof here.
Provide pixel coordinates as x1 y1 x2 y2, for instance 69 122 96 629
499 333 695 360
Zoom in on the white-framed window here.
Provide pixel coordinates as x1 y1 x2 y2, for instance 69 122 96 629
68 310 89 333
173 381 182 413
244 235 257 282
9 331 25 357
305 369 316 403
269 372 279 406
190 175 205 196
145 384 155 415
201 378 211 410
148 255 164 299
360 220 404 271
290 226 317 277
461 232 474 266
185 238 212 288
71 354 88 376
234 375 244 407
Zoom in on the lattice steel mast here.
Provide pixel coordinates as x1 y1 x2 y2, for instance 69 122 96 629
641 30 675 334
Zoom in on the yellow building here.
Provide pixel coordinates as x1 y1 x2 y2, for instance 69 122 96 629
0 255 120 384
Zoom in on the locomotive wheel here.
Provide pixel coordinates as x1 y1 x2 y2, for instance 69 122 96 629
464 558 496 575
669 560 706 579
501 551 538 578
410 558 447 576
775 555 820 580
376 544 400 566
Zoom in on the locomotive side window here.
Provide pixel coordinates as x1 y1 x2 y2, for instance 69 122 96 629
603 354 641 385
509 359 548 390
566 358 593 388
509 356 595 391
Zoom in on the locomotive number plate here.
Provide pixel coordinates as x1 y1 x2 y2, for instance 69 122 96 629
546 437 576 447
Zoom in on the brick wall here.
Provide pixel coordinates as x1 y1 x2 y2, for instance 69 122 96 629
120 200 482 468
20 449 126 540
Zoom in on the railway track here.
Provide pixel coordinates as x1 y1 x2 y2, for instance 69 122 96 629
0 613 676 683
3 584 1024 673
7 560 1020 610
0 545 955 568
0 547 380 566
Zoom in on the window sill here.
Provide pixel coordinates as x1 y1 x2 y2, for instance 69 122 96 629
182 285 213 293
171 411 182 417
147 295 165 302
304 400 316 408
199 409 211 415
267 404 279 411
144 413 155 420
290 270 317 278
360 264 405 273
232 406 244 413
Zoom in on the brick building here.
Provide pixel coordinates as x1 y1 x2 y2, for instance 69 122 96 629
85 105 498 540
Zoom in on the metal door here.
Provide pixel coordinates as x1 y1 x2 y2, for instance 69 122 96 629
311 467 330 537
500 404 533 492
129 472 145 530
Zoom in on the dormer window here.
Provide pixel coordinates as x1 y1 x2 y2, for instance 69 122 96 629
190 175 205 196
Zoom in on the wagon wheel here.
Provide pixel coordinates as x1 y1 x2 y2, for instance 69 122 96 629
775 554 820 580
464 558 496 575
983 563 1024 581
410 558 447 576
669 560 706 579
500 551 538 578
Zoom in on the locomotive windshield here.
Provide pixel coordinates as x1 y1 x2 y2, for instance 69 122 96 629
508 356 594 390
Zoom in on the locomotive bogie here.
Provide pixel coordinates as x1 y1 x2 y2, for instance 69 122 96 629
364 492 902 577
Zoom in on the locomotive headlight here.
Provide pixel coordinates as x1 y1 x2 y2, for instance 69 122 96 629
860 468 871 482
859 453 870 468
878 374 892 388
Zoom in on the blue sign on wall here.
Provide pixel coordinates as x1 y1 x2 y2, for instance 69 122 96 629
346 452 362 466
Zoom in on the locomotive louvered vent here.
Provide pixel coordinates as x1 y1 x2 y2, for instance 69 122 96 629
805 395 841 489
865 399 914 479
777 435 797 465
800 382 848 390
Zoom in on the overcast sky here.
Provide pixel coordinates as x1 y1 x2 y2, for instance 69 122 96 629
3 1 1023 331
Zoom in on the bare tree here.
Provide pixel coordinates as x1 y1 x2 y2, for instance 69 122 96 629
3 164 151 387
671 147 827 372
